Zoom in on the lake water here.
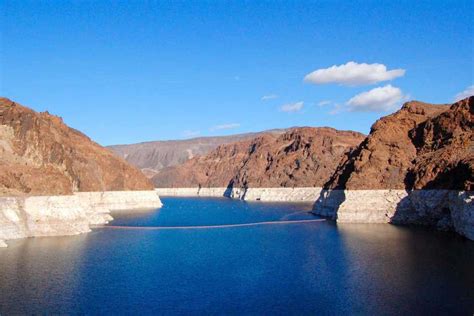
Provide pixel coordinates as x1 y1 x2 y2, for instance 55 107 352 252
1 197 473 314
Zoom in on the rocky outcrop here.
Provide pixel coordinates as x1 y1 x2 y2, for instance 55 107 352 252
152 127 365 189
314 97 473 240
326 97 472 190
0 98 163 247
0 191 163 247
0 97 154 196
108 129 288 177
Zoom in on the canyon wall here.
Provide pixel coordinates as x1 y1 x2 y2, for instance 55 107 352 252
313 97 473 239
109 129 288 177
0 98 163 247
157 97 473 239
0 97 154 196
152 127 365 188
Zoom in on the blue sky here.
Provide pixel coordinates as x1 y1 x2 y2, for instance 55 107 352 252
1 0 472 145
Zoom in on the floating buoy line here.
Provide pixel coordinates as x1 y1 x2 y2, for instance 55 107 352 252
98 219 326 231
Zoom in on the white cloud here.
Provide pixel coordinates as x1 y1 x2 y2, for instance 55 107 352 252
318 100 332 106
280 101 304 113
347 84 406 112
182 130 200 138
304 61 405 86
211 123 241 131
454 85 474 101
261 94 278 101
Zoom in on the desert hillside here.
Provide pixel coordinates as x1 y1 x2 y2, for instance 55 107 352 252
326 97 473 190
0 97 154 196
108 129 288 177
152 127 365 188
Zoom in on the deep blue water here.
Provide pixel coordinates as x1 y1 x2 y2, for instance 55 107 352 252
0 197 473 315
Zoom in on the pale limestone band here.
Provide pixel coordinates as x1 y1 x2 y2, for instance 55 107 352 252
0 191 163 248
155 187 473 240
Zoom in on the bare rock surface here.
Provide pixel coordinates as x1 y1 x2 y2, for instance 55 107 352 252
108 129 288 176
0 191 163 247
0 97 154 196
314 97 473 240
326 97 473 191
152 127 365 188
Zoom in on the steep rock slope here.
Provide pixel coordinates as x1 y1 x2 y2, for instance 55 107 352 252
325 97 473 190
0 97 154 196
314 97 473 239
152 127 365 188
408 97 473 190
108 129 288 177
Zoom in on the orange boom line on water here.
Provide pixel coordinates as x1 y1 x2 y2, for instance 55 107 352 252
98 219 326 231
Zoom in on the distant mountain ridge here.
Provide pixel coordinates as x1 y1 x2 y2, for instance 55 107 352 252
108 129 289 177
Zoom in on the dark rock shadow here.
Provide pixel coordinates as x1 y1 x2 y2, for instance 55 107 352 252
391 166 470 232
311 144 361 220
312 189 346 220
223 180 234 198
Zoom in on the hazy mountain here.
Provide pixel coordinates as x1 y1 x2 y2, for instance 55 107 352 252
108 129 288 177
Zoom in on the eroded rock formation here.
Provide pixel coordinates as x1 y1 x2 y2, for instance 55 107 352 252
0 98 162 247
314 97 473 240
0 97 154 196
152 127 365 189
108 129 288 177
326 97 473 190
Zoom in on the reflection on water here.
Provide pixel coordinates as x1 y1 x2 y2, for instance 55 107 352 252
337 224 474 314
0 197 473 314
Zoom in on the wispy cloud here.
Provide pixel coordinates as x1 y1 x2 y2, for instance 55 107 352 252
182 130 201 138
261 94 278 101
210 123 241 131
328 104 343 115
318 100 332 106
347 84 406 112
280 101 304 113
454 85 474 101
304 61 405 86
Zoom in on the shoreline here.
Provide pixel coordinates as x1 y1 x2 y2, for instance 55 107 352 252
0 190 163 248
155 187 323 202
155 187 473 240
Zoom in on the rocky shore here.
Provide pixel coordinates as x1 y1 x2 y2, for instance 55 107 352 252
155 187 323 202
312 189 473 240
0 98 163 247
0 191 162 247
312 97 473 240
151 97 473 240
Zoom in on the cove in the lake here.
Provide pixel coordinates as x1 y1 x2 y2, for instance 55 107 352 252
0 197 473 314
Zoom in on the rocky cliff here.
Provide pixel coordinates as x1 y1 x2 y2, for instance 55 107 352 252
0 97 161 247
0 97 154 196
325 97 473 191
152 127 365 188
314 97 473 240
108 129 288 177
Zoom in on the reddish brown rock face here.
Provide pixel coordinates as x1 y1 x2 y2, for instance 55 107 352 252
152 127 365 188
0 98 154 196
408 97 473 190
327 97 473 190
